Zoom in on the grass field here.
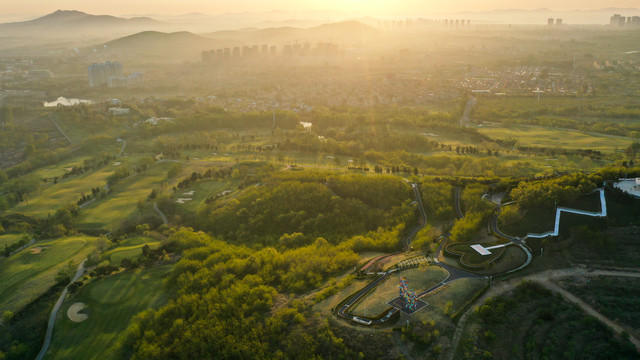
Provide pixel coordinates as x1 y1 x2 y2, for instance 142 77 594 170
77 162 173 230
28 155 93 180
0 235 97 313
0 232 28 248
557 276 640 339
351 267 448 317
45 265 172 360
172 178 241 212
102 236 161 265
570 226 640 268
13 165 115 218
421 277 487 317
455 281 638 360
475 124 633 154
501 207 556 237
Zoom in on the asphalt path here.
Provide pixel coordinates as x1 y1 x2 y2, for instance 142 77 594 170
154 202 168 225
337 183 484 325
35 260 86 360
454 186 464 219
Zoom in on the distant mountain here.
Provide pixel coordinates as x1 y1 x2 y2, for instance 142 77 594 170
104 30 213 49
0 10 165 39
449 7 640 24
95 31 217 60
203 20 382 45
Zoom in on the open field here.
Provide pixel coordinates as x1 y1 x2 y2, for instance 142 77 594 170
103 236 161 265
172 178 241 212
45 265 172 360
0 235 97 312
28 155 93 180
0 232 27 248
421 277 487 317
350 267 448 317
556 276 640 339
77 162 173 230
570 226 640 269
12 165 115 218
475 124 634 154
455 281 638 360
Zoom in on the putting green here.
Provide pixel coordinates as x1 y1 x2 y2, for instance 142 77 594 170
45 265 172 360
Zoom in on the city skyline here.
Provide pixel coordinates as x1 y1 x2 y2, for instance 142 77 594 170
1 0 640 17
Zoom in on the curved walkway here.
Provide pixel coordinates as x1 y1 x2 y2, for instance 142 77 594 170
526 188 607 239
35 260 86 360
447 268 640 359
454 186 464 219
336 183 484 325
154 202 168 225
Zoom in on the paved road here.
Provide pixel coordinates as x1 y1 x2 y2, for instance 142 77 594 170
454 187 464 219
446 268 640 359
35 260 86 360
337 183 484 325
117 138 126 156
459 96 476 126
48 114 72 144
154 202 168 225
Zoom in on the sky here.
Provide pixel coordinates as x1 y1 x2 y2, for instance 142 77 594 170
1 0 640 17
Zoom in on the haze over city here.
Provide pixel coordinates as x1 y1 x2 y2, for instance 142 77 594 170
2 0 640 17
1 0 640 359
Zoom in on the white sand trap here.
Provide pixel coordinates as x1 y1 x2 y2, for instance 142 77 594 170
30 247 45 254
113 162 122 166
217 190 232 197
67 302 88 322
182 190 195 196
175 198 193 204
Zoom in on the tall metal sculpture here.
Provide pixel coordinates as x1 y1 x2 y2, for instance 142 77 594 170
399 277 417 311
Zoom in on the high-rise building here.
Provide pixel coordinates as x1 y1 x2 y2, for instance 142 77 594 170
547 18 555 26
556 18 562 26
88 61 123 87
610 14 626 27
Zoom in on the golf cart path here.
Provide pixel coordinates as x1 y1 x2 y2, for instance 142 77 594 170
35 260 86 360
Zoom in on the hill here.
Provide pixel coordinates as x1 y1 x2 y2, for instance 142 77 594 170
203 20 383 46
0 10 164 39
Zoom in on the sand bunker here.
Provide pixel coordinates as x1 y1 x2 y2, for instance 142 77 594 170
217 190 232 197
30 247 45 254
182 190 195 196
113 162 122 166
175 198 193 204
67 302 88 322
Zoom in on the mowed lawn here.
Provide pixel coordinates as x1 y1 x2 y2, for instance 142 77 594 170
102 236 162 266
0 235 97 313
476 124 633 154
172 178 241 212
45 265 172 360
13 165 115 218
351 266 448 317
0 233 28 248
77 162 173 231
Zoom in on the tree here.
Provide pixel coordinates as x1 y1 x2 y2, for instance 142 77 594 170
2 310 13 324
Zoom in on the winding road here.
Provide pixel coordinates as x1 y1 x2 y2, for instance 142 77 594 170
35 260 86 360
336 183 484 325
154 203 168 225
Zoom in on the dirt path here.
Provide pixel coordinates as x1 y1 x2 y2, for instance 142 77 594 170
446 267 640 359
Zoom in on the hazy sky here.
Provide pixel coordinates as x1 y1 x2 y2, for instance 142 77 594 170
2 0 640 16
